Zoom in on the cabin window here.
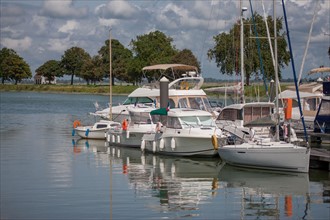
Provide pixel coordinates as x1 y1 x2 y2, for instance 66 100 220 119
178 98 189 108
318 100 330 116
167 117 182 129
218 109 241 121
96 124 108 129
244 106 271 123
203 98 212 112
198 116 214 127
189 97 205 110
129 112 152 124
180 116 199 128
122 97 153 105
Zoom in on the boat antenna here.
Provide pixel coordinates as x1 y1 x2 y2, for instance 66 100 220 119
248 0 269 99
109 28 113 121
240 2 248 104
281 0 309 145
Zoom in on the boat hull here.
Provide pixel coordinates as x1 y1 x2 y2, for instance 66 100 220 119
143 133 218 157
218 142 310 173
75 127 108 139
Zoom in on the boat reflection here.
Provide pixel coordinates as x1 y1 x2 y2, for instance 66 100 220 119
108 145 222 213
218 164 310 219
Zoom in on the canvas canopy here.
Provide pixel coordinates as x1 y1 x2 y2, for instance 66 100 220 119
142 64 198 73
308 67 330 75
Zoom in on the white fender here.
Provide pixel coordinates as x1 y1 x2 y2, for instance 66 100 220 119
152 141 156 152
107 134 110 142
171 138 176 150
141 139 145 151
117 135 121 143
111 134 115 143
159 138 164 150
126 131 130 139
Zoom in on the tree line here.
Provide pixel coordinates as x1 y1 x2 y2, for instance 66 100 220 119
1 13 328 85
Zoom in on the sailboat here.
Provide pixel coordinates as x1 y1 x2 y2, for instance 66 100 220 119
217 1 310 173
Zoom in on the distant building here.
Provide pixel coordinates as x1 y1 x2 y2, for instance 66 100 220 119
34 73 56 84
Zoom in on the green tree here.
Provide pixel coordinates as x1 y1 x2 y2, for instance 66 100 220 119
35 60 63 84
80 55 104 85
98 39 133 84
61 47 91 85
0 48 31 84
171 49 201 73
208 13 290 85
130 30 178 82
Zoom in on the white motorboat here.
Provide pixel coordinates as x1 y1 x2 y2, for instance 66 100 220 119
107 105 160 148
141 108 227 157
73 120 120 140
92 64 216 121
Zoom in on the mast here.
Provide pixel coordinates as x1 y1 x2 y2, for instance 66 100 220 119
274 0 280 142
240 1 247 104
298 0 319 84
109 29 113 120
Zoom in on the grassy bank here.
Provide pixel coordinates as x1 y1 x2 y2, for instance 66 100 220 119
0 84 138 95
0 82 291 97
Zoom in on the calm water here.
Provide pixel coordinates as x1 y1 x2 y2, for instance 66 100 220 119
1 91 329 220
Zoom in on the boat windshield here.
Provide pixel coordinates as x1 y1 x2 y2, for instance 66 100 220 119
179 115 214 128
129 111 153 124
122 97 154 105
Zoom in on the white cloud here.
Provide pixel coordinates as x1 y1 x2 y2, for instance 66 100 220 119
47 37 73 52
95 0 139 19
1 37 32 51
40 0 88 18
32 15 48 32
58 20 79 34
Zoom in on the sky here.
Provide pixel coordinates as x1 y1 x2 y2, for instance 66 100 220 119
0 0 329 81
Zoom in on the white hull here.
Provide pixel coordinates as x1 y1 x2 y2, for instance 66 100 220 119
74 120 121 140
75 126 108 139
218 142 310 173
142 132 219 157
108 124 156 148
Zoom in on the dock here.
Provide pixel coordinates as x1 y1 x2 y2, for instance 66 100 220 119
309 132 330 171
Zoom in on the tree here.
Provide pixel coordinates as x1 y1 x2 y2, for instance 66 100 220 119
0 48 32 84
61 47 91 85
80 55 104 85
208 13 290 85
130 30 178 82
35 60 63 84
98 39 133 84
171 49 201 73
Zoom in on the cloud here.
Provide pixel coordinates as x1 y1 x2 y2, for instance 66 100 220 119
47 36 74 53
32 15 49 32
58 20 79 34
95 1 139 19
40 0 88 19
1 37 32 51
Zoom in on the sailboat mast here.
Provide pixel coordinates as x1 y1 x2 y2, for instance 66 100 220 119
109 29 113 120
274 0 280 142
240 0 247 104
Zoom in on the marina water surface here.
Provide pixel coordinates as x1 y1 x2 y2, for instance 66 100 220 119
1 92 329 219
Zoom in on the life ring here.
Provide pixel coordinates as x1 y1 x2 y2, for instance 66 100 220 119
73 120 81 128
211 134 218 150
122 119 128 131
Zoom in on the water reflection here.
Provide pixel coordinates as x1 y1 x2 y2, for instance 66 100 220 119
108 145 222 214
73 139 329 219
218 165 310 219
